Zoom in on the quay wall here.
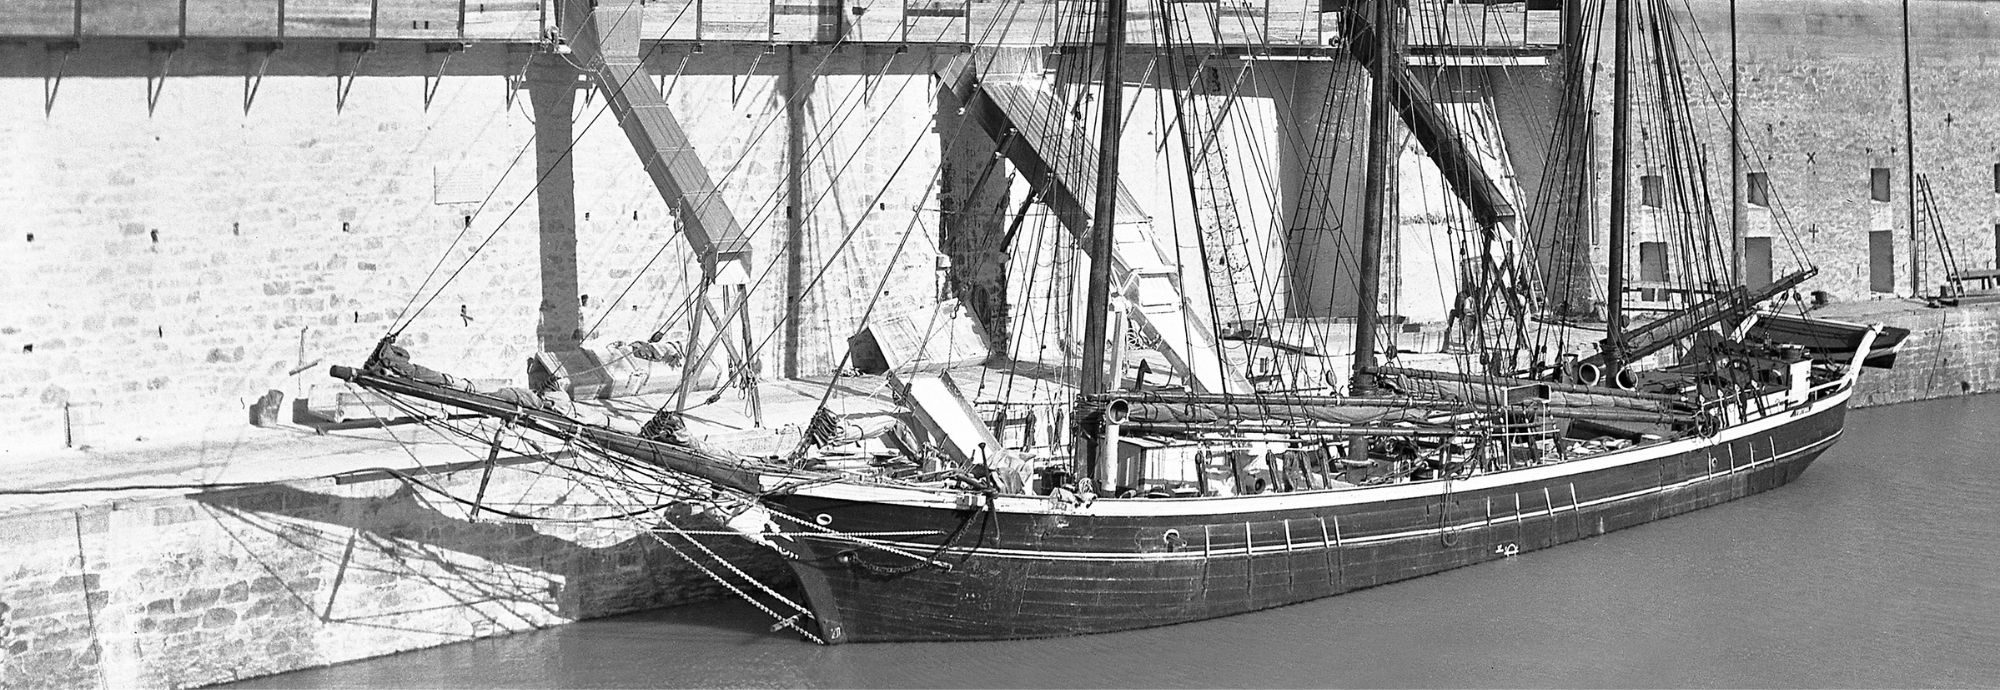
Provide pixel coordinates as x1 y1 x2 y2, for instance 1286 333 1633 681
0 461 790 689
1847 301 2000 408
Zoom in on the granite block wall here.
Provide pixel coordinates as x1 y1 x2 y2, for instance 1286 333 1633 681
1579 0 2000 305
0 461 791 689
1850 301 2000 408
0 41 957 453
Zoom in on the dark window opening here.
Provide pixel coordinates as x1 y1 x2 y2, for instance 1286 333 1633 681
1992 163 1999 194
1747 172 1770 207
1639 241 1669 282
1641 174 1664 207
1745 237 1774 289
1870 230 1895 292
1870 167 1892 202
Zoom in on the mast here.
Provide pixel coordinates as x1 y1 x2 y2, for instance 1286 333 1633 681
1604 0 1632 365
1902 0 1920 297
1728 0 1743 287
1350 0 1396 394
1078 0 1127 469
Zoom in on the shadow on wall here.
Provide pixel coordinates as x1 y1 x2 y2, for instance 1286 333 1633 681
188 474 796 625
0 466 796 690
0 462 796 688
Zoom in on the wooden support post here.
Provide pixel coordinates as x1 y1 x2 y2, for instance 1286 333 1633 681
529 52 582 352
737 283 763 427
677 283 711 410
783 45 808 379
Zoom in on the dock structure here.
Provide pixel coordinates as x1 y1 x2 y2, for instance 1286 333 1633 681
7 1 2000 687
3 0 1561 403
0 0 1561 51
0 0 1571 452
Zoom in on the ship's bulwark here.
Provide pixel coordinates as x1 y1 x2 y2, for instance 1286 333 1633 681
769 402 1846 643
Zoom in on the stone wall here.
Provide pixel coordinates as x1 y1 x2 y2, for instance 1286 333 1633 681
1846 301 2000 408
0 41 954 453
1579 0 2000 304
0 459 790 689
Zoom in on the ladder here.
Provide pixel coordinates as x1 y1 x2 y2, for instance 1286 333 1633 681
1915 174 1964 300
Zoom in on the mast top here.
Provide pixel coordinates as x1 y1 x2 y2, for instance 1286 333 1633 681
1077 0 1128 399
1349 0 1399 395
1602 0 1634 367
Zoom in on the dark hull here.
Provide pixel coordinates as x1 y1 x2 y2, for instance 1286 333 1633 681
767 398 1848 643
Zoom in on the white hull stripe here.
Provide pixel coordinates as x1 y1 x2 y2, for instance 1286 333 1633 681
782 386 1852 518
817 430 1841 564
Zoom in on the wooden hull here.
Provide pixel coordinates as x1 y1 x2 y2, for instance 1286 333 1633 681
765 391 1850 643
1750 312 1910 368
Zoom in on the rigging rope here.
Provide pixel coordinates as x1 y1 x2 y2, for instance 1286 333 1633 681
390 0 659 334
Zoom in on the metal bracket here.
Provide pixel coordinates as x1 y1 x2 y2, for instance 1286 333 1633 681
146 40 185 115
243 41 283 113
422 42 468 110
43 41 78 115
730 48 772 106
335 41 377 112
504 43 535 108
655 51 692 101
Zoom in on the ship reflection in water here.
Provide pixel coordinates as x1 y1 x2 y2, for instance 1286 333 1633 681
231 395 2000 689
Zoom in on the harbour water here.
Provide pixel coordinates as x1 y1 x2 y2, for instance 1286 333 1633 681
232 395 2000 688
